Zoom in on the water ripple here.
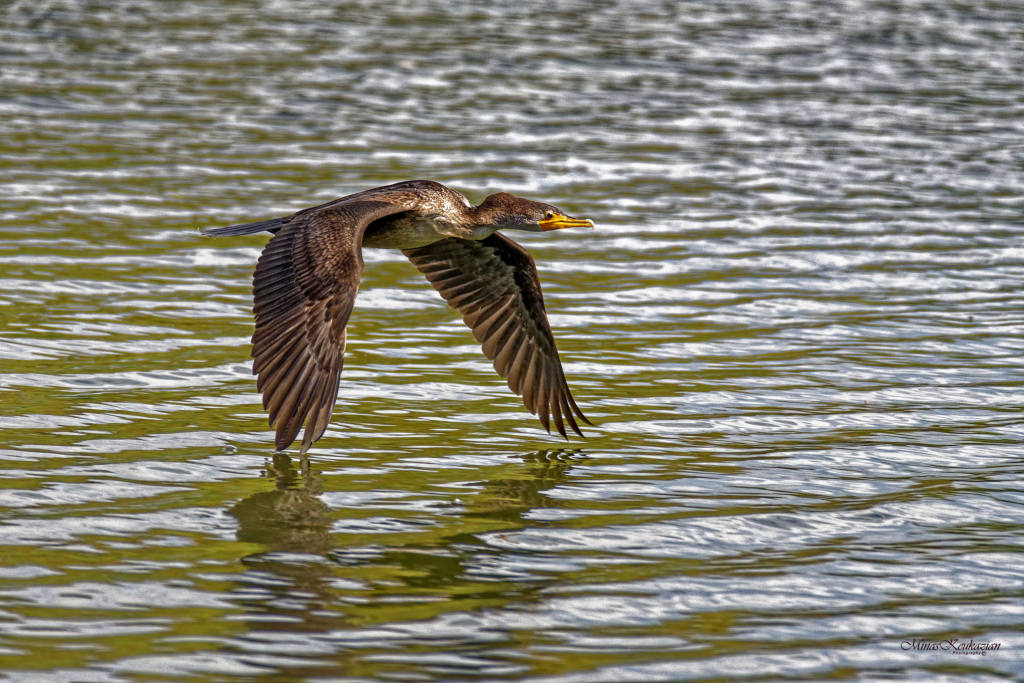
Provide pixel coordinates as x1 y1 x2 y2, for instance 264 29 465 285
0 0 1022 680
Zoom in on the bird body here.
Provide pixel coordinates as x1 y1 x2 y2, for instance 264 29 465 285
202 180 594 453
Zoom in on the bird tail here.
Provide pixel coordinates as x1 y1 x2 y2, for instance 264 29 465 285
200 216 288 237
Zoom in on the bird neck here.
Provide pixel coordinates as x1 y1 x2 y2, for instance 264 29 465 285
466 203 499 228
461 204 504 238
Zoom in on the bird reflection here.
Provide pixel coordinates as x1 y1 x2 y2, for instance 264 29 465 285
464 448 583 522
227 453 341 638
231 452 330 553
223 447 586 657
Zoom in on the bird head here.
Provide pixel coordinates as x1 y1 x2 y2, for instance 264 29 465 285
476 192 595 232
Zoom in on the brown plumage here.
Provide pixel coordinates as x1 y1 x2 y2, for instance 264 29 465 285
202 180 594 453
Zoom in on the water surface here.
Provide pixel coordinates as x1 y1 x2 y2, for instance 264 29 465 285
1 1 1022 680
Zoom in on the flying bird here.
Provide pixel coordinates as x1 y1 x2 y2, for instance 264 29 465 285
202 180 594 453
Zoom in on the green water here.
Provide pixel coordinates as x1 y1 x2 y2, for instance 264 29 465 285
1 1 1022 680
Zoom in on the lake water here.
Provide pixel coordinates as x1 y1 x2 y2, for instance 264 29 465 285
1 1 1022 680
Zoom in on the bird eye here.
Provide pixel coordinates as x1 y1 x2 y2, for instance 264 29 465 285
544 211 554 220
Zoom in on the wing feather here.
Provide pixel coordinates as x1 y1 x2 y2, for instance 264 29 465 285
244 199 409 452
404 234 590 437
207 180 591 447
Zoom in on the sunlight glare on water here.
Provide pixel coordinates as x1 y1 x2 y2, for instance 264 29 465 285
1 0 1023 680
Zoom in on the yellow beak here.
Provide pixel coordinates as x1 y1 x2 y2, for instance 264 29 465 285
538 213 595 232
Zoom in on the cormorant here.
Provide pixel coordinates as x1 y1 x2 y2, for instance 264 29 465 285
202 180 594 453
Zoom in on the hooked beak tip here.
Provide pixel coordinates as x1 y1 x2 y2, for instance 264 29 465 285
539 215 596 232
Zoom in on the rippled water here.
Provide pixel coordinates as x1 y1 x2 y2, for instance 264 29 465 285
2 1 1023 680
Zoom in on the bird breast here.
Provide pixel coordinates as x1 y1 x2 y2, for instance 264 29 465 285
361 213 451 249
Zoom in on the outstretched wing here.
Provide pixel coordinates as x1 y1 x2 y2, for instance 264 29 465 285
403 233 591 437
250 199 408 452
202 180 460 238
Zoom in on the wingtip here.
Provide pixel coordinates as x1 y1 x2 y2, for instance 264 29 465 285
299 427 315 455
274 429 297 453
544 412 571 440
564 417 586 439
